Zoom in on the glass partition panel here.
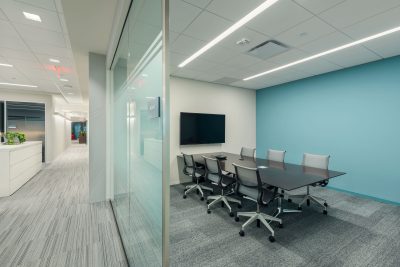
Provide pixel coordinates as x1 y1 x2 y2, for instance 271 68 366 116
111 0 167 266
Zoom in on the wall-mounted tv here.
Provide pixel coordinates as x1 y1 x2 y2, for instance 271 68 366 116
180 112 225 145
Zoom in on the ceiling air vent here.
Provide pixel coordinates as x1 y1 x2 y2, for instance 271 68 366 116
247 40 289 60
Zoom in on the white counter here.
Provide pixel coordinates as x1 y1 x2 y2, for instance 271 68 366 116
0 141 43 197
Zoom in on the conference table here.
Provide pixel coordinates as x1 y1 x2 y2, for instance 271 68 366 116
189 152 346 218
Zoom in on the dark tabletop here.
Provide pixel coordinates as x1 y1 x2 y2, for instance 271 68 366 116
188 152 346 191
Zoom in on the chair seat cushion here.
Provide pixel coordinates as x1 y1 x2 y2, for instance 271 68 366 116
221 176 235 187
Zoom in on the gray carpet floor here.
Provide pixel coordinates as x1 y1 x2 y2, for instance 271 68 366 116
170 183 400 267
0 145 127 267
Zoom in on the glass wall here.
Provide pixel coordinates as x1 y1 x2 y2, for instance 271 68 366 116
111 0 168 266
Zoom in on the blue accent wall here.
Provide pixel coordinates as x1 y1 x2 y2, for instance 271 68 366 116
256 56 400 204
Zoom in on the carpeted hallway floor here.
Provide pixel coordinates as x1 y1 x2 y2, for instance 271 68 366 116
170 183 400 267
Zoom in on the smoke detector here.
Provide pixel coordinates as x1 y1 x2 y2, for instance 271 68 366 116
236 38 250 46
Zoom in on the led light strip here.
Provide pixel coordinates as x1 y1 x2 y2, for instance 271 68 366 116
178 0 279 68
0 63 13 67
244 25 400 81
0 82 38 88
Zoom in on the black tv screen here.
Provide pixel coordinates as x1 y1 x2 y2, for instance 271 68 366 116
180 112 225 145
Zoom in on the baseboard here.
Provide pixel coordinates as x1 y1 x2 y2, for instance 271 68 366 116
327 186 400 206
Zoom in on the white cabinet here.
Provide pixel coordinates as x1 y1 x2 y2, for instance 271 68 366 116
0 141 42 197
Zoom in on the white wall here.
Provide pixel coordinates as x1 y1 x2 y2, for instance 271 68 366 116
0 90 71 162
52 95 72 157
170 77 256 185
89 53 107 203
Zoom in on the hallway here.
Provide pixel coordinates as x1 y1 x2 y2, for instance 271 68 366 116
0 145 127 267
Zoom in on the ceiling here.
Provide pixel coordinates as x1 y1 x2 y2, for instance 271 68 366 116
170 0 400 89
0 0 82 103
61 0 118 103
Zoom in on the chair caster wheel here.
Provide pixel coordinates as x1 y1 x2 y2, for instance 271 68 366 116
207 209 211 214
307 199 310 206
229 212 234 217
297 206 302 210
235 216 239 222
269 236 275 243
323 210 328 215
288 199 292 203
238 204 242 209
200 197 204 201
183 195 187 199
324 202 328 207
239 230 245 237
278 223 283 229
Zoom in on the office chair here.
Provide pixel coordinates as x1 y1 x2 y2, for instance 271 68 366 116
203 156 241 217
240 147 256 158
233 164 282 242
182 153 213 201
288 153 330 214
267 149 286 162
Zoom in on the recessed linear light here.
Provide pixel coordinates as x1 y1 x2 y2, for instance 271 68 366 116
49 58 60 63
67 92 73 95
244 25 400 81
0 82 38 88
23 12 41 22
178 0 279 68
0 63 13 67
60 78 69 82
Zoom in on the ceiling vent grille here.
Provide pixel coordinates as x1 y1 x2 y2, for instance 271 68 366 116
247 40 289 60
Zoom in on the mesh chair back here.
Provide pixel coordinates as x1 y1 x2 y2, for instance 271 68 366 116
302 153 330 169
233 163 262 202
182 153 195 176
240 147 255 158
203 156 222 185
267 149 286 162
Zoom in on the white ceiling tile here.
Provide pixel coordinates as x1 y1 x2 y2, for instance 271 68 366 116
15 0 57 11
54 0 64 13
363 31 400 58
319 0 400 29
323 46 381 68
169 31 180 44
183 11 231 41
276 17 336 47
0 9 8 21
206 0 266 21
1 0 62 32
14 23 66 47
0 34 29 50
185 58 219 72
223 53 264 68
7 58 44 70
29 42 73 58
0 20 19 37
341 6 400 39
298 31 353 54
170 34 206 55
170 0 202 32
247 0 313 36
0 67 32 83
169 51 187 71
218 27 270 53
194 71 223 83
294 0 345 14
183 0 212 9
0 47 37 61
200 45 237 63
268 48 308 65
173 68 200 80
291 58 341 75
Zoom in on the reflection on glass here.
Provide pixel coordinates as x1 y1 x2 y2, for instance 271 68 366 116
111 0 163 265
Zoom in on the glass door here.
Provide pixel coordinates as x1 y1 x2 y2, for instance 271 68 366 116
111 0 169 266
